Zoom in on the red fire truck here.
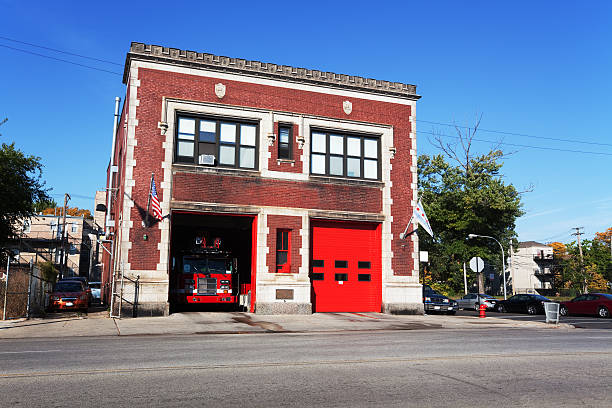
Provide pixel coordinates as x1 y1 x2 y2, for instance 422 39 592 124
171 235 238 306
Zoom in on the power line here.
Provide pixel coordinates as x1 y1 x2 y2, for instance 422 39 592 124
0 43 122 76
0 35 123 66
417 130 612 156
417 119 612 147
2 36 610 154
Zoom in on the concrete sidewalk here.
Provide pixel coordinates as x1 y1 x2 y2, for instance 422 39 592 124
0 311 573 339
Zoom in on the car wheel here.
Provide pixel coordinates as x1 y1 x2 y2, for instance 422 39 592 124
598 306 610 318
559 305 568 316
496 304 505 313
527 305 537 315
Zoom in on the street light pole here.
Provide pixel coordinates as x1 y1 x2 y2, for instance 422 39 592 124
468 234 507 300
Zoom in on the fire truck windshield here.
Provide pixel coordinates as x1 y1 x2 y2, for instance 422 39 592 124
183 258 231 274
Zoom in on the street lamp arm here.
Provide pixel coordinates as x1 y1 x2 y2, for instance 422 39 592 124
467 233 507 300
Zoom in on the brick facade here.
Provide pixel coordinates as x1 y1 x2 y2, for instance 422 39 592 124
103 42 423 316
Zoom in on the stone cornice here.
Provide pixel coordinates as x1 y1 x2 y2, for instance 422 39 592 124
124 42 420 100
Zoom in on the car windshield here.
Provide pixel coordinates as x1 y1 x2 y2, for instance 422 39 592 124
89 283 101 289
481 294 495 298
54 282 83 292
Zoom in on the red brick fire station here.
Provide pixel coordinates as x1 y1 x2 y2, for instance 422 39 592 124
101 42 422 316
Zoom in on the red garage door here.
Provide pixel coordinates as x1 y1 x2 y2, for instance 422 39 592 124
311 220 381 312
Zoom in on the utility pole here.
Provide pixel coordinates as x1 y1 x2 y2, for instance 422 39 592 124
509 242 516 296
571 227 585 293
59 193 71 279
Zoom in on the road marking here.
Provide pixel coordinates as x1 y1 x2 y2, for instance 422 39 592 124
1 351 611 379
0 350 61 355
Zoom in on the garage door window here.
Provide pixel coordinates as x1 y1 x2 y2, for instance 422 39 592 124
175 115 258 170
310 130 380 180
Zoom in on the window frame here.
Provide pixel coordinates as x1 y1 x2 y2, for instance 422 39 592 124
276 229 291 273
309 129 381 180
277 123 293 160
174 114 260 170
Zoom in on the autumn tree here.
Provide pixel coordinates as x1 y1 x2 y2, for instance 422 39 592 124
40 206 92 219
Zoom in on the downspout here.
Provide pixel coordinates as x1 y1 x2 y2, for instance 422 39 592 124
105 97 121 236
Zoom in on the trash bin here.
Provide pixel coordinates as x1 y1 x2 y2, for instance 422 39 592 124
544 302 560 324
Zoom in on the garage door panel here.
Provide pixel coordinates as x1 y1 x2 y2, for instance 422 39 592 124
311 221 381 312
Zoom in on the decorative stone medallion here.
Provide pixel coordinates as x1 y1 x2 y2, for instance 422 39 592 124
343 100 352 115
215 83 226 99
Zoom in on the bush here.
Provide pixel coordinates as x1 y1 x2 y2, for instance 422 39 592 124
38 261 58 283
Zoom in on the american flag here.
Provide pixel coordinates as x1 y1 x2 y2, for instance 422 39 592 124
150 175 162 221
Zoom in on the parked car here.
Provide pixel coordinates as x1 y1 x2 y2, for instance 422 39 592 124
495 294 552 315
456 293 498 310
48 280 89 313
423 284 458 315
559 293 612 318
89 282 102 303
61 277 92 305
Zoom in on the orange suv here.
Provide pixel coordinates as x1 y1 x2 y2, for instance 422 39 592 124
48 280 89 313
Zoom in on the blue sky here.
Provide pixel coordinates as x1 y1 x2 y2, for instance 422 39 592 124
1 1 610 243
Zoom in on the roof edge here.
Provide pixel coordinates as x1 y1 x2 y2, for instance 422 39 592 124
123 42 421 100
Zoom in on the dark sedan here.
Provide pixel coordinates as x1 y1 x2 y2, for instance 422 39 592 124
495 294 552 315
559 293 612 318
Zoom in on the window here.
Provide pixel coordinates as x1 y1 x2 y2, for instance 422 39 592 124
358 261 371 269
175 115 258 170
311 273 324 280
71 222 78 233
22 220 31 233
310 130 380 180
276 230 290 273
312 259 324 267
278 124 292 159
335 273 348 281
358 274 371 281
334 260 348 268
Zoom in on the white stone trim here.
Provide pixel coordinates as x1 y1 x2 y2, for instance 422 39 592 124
132 60 415 106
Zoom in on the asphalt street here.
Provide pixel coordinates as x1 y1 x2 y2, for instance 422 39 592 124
1 327 611 407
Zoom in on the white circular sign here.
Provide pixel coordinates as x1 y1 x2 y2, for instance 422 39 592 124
469 256 484 273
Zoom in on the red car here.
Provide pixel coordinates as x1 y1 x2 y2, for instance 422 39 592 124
48 280 89 313
559 293 612 318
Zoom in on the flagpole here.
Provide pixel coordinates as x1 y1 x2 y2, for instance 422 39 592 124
399 215 415 240
145 172 153 228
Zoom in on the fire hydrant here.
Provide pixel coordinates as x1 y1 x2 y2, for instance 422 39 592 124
479 303 486 318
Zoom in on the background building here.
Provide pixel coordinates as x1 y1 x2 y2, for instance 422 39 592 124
102 42 422 316
510 241 555 295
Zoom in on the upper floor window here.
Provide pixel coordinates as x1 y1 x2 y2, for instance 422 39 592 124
278 125 292 160
175 115 258 170
71 222 78 233
310 130 380 180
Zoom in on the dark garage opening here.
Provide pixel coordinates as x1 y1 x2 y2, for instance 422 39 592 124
169 212 254 313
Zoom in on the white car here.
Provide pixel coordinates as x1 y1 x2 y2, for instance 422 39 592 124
89 282 101 303
456 293 498 310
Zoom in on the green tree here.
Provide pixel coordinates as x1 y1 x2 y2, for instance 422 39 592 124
0 129 50 259
417 119 524 293
33 198 58 213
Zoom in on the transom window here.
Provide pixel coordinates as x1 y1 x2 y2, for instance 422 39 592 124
175 115 258 170
310 130 380 180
